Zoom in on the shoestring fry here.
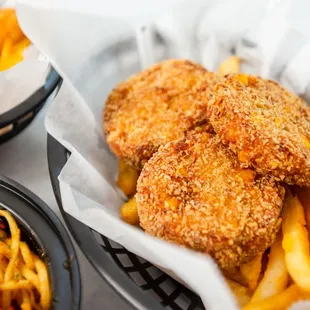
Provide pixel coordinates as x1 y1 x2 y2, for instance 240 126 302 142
0 210 51 310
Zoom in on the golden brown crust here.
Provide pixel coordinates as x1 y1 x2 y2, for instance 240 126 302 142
103 59 219 169
208 74 310 186
136 133 284 270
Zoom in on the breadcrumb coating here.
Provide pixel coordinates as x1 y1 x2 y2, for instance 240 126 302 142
136 133 284 270
208 73 310 186
103 59 219 169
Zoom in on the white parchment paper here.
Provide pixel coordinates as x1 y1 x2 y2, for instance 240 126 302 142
0 1 50 115
16 0 310 309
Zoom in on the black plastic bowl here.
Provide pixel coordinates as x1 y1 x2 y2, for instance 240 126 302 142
0 175 81 309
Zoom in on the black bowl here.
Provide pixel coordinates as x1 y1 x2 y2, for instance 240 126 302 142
0 175 81 309
47 134 204 310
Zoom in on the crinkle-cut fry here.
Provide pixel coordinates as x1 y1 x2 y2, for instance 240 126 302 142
282 190 310 292
294 186 310 230
117 160 139 197
240 254 263 292
243 284 304 310
34 256 51 310
120 196 139 225
250 235 288 302
218 56 240 76
226 279 251 307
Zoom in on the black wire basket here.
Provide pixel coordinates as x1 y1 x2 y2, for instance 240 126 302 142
0 68 60 144
47 134 205 310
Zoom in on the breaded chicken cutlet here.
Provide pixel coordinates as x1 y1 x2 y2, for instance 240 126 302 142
103 59 219 170
136 132 284 270
207 73 310 186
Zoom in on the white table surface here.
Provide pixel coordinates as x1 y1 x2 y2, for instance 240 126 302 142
0 101 129 310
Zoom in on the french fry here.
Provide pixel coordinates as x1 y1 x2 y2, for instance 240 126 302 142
250 236 289 302
117 160 139 197
223 267 247 287
243 284 304 310
12 37 31 54
218 56 240 76
294 186 310 230
226 279 251 307
240 254 262 292
5 11 25 44
282 190 310 292
120 196 139 225
0 38 12 60
0 50 23 71
0 8 30 71
0 9 14 47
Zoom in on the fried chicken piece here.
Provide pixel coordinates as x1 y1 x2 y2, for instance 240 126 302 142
208 73 310 186
136 132 284 270
103 59 219 169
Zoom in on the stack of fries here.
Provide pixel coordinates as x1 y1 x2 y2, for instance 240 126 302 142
0 8 31 71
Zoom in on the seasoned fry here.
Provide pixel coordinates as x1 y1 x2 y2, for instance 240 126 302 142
0 280 32 291
250 235 289 302
282 190 310 292
21 289 31 310
34 256 51 310
0 210 51 309
21 266 39 290
243 284 304 310
218 56 240 76
226 279 251 307
117 160 139 197
240 254 262 292
120 196 139 225
20 242 35 271
0 210 21 309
